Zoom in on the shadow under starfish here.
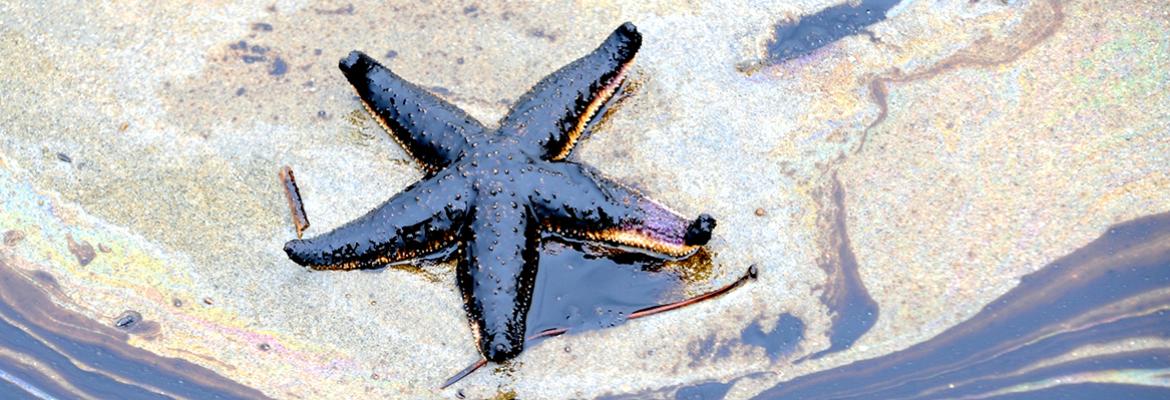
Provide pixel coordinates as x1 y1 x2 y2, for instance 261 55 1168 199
283 22 741 381
440 264 758 389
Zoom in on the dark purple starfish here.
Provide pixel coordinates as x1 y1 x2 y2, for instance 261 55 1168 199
284 22 716 362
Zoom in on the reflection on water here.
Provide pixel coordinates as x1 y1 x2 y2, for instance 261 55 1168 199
0 258 267 399
755 212 1170 399
525 239 683 337
444 238 749 388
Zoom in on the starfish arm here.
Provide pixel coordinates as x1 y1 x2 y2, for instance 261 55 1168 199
456 202 541 362
531 164 716 259
340 51 482 172
499 22 641 161
283 170 470 270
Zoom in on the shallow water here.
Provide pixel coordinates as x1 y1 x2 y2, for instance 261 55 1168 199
757 212 1170 399
526 240 683 337
0 259 265 399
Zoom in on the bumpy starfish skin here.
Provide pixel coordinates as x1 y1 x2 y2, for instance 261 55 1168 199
284 23 716 362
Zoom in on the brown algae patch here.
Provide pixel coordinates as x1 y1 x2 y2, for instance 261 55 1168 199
663 247 717 285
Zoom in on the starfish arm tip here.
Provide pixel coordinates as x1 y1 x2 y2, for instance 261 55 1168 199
283 238 315 267
338 50 366 72
615 22 642 48
500 22 643 160
337 50 479 170
683 213 717 246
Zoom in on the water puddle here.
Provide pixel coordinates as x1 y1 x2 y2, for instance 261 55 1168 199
0 258 267 399
755 212 1170 399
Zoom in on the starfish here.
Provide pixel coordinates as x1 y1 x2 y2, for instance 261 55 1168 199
284 22 716 362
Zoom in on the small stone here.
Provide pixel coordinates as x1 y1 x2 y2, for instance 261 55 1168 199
270 57 288 76
3 230 25 247
114 310 142 329
66 234 96 266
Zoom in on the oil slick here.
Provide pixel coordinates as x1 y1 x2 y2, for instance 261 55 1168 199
766 0 901 63
741 313 806 362
755 212 1170 399
804 174 879 360
857 0 1064 152
604 211 1170 399
688 313 805 368
0 259 267 399
0 162 270 399
740 0 902 72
